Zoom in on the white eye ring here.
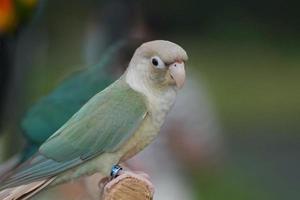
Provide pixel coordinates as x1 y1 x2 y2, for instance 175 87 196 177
151 56 165 69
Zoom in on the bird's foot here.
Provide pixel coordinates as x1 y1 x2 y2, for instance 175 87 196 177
98 164 123 190
110 164 123 179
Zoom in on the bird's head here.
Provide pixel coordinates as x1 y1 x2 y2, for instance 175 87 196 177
125 40 188 94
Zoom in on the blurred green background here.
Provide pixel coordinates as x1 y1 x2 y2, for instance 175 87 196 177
0 0 299 199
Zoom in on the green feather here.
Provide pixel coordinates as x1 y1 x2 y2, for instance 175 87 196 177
20 40 125 159
40 77 147 161
0 77 147 189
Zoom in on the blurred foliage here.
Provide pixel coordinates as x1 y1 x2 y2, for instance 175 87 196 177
141 0 300 36
183 34 300 132
174 30 300 199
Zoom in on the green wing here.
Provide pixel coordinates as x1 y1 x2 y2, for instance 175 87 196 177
0 77 147 189
39 77 147 161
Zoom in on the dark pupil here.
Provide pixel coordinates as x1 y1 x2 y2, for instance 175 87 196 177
152 58 159 66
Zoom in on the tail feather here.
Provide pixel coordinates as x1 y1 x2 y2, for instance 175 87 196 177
0 178 54 200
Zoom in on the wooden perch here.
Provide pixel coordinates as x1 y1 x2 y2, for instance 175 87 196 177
101 171 154 200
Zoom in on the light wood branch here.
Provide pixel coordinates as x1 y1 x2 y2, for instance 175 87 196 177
101 171 154 200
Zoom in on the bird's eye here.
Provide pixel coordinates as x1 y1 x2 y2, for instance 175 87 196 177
151 56 165 69
152 58 159 66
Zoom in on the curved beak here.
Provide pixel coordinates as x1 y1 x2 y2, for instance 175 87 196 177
169 62 186 89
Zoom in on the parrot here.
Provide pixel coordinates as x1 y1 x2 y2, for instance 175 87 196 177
0 40 188 199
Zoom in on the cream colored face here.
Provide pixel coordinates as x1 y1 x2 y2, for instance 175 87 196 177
126 40 188 92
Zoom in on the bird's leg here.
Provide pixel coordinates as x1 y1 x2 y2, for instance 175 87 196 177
109 164 150 182
110 164 123 180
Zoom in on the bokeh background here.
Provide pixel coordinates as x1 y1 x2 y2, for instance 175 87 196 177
1 0 300 199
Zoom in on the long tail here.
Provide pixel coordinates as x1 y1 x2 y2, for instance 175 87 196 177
0 178 54 200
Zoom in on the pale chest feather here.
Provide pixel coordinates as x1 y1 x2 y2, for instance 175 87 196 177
119 88 176 161
148 89 177 128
